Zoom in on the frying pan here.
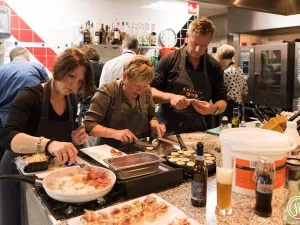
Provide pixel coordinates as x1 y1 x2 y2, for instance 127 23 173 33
0 166 116 203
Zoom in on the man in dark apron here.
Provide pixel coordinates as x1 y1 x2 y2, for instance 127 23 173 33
0 82 75 225
151 18 227 134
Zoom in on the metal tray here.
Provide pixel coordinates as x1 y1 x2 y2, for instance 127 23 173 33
103 152 164 180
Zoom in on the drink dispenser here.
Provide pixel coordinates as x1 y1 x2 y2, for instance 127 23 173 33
0 6 11 39
0 6 10 66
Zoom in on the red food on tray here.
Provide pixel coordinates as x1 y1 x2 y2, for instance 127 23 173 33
110 148 123 157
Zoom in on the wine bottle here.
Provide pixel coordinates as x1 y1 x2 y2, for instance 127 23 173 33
191 142 208 207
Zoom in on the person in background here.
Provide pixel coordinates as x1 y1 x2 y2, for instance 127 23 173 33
84 56 166 148
81 45 104 88
215 44 248 121
0 47 49 127
99 36 139 87
0 47 95 225
150 18 227 134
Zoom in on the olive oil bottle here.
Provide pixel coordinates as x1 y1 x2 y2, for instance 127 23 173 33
191 142 208 207
231 108 240 128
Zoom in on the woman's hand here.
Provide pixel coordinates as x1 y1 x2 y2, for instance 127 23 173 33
47 141 78 165
112 129 138 143
71 124 88 145
151 121 166 138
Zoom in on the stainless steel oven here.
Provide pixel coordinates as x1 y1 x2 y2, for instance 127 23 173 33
238 43 295 110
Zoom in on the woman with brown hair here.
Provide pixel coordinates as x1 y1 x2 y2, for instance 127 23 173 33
0 47 95 225
84 55 166 148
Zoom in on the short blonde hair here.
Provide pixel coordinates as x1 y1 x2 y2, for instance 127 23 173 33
188 18 215 37
215 44 235 60
123 55 154 83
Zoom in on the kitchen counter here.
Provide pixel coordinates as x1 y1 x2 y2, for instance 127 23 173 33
157 176 287 225
26 132 288 225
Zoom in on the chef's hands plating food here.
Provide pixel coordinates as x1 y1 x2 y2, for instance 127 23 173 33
72 124 88 145
47 141 78 165
112 129 139 143
150 120 166 138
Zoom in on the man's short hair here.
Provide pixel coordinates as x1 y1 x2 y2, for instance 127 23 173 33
122 36 139 50
9 47 30 61
81 45 100 61
188 18 216 37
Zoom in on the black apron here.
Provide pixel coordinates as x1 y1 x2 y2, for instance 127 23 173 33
0 81 75 225
98 81 149 148
157 47 212 134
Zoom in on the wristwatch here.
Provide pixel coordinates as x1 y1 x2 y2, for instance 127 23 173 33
213 105 219 115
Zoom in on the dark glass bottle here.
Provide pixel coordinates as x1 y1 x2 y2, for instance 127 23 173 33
84 21 91 44
191 142 208 207
255 172 273 217
231 108 240 128
99 24 105 44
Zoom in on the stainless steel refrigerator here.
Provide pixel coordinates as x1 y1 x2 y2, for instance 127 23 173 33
238 43 295 110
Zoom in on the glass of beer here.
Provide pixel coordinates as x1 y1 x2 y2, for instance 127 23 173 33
216 158 233 216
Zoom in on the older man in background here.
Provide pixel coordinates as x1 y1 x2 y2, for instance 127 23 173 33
0 47 49 160
99 36 139 87
0 47 49 127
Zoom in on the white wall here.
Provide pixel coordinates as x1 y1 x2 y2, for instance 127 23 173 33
5 0 192 49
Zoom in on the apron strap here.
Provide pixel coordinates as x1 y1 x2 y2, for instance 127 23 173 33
40 80 75 129
41 81 51 119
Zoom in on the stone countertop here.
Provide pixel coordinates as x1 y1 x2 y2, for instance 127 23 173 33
156 175 287 225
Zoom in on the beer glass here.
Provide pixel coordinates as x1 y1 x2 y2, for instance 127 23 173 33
216 158 233 216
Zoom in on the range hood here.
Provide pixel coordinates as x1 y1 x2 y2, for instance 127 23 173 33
195 0 300 15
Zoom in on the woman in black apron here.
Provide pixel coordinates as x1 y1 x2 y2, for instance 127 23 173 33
84 56 166 149
0 48 95 225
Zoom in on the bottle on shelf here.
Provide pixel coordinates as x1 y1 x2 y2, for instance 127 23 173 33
191 142 208 207
99 24 106 44
90 22 94 44
150 24 157 46
94 18 101 44
231 108 240 128
84 21 91 44
113 21 121 45
143 23 150 46
106 26 111 45
79 25 84 46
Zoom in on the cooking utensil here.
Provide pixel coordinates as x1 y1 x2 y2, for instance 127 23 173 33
134 139 154 148
103 152 164 180
166 151 216 174
264 100 279 117
252 108 266 124
288 111 300 122
176 134 187 150
158 137 180 146
0 166 116 203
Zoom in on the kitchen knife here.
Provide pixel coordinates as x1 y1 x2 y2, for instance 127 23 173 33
288 110 300 122
264 100 279 117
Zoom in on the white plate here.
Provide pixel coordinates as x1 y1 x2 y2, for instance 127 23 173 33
68 193 199 225
79 144 126 167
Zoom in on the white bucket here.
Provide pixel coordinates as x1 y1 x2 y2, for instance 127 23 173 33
219 128 297 197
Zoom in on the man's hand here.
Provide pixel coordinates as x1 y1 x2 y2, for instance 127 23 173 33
190 100 217 115
170 94 190 110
